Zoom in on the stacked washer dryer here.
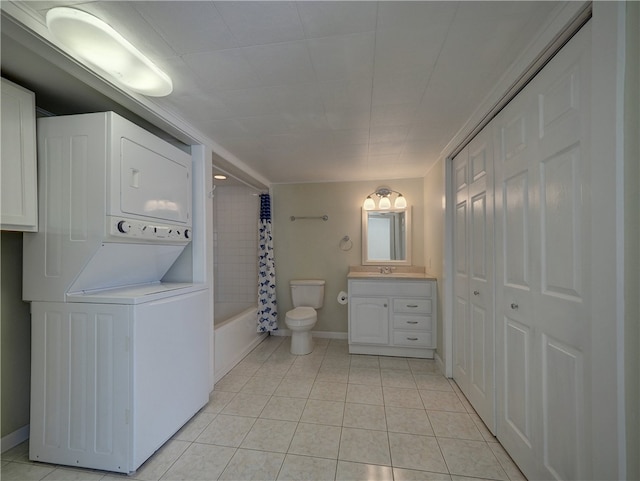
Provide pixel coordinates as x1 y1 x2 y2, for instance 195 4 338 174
23 112 209 473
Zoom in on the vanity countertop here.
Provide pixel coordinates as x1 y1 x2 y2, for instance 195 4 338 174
347 266 437 280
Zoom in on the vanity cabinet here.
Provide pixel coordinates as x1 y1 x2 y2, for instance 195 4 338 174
348 278 436 358
1 78 38 232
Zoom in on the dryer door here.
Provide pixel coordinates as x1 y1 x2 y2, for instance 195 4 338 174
119 138 190 224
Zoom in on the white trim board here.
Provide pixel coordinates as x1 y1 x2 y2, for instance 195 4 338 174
1 425 29 453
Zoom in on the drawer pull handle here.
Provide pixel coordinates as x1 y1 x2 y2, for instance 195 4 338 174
407 337 419 341
406 304 419 308
406 321 419 324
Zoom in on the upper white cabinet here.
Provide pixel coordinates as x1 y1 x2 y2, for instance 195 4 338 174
1 78 37 232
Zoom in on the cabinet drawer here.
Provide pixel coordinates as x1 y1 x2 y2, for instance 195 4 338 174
392 331 432 347
393 315 432 331
393 298 431 314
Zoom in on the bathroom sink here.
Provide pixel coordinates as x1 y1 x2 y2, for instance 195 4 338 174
347 270 435 280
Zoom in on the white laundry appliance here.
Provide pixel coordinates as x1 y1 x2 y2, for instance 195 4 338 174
23 112 209 473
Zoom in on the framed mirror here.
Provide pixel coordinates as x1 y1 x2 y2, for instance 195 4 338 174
362 207 412 265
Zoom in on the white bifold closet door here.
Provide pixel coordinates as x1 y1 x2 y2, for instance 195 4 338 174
452 126 496 434
452 20 592 481
494 22 591 480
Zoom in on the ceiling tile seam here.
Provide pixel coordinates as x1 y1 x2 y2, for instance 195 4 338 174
399 1 461 165
129 3 181 59
365 1 381 168
292 2 335 151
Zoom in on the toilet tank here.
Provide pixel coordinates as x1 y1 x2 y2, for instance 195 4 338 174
290 279 325 309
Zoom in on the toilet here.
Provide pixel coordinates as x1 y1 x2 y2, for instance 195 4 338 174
285 279 325 355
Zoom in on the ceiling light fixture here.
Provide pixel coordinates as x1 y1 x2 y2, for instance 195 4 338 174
363 187 407 211
213 174 228 180
46 7 173 97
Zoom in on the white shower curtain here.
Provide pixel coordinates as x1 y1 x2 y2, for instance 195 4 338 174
257 193 278 332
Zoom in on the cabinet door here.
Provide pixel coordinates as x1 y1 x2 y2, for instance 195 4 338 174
349 297 389 344
1 78 37 231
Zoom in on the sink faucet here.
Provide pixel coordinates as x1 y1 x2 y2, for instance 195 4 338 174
379 266 395 274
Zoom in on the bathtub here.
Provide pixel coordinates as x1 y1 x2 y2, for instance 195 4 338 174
214 307 267 381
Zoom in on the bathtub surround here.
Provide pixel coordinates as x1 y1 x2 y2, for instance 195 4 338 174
213 185 259 324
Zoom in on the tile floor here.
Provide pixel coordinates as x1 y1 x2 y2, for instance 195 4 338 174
1 336 526 481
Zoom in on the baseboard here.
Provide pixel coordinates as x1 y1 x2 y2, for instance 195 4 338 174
271 329 348 340
434 351 446 376
1 425 29 453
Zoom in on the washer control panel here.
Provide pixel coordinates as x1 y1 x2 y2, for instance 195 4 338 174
107 216 191 243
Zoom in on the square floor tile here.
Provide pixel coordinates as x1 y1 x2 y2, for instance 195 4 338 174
488 442 527 481
172 412 216 442
261 396 307 421
437 438 508 480
379 357 410 371
322 355 352 369
407 359 441 374
42 466 106 480
196 414 255 447
349 355 380 369
383 387 424 409
419 390 465 412
385 406 434 436
388 432 447 473
134 439 191 480
348 367 382 386
288 422 342 459
215 374 251 392
274 376 314 398
241 375 281 395
316 368 349 383
202 390 236 414
339 427 391 466
343 403 387 431
393 467 452 481
218 448 285 481
221 392 271 417
160 443 236 480
336 460 393 481
240 418 297 453
427 411 483 441
414 374 454 392
277 454 337 481
301 399 345 426
346 383 384 405
381 370 417 389
310 381 348 402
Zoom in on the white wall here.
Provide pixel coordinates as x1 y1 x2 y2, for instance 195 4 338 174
423 159 446 361
272 178 424 334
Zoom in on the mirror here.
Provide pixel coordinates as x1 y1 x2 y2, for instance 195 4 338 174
362 207 412 265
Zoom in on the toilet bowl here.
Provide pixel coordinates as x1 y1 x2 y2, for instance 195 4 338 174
285 307 317 355
284 280 325 355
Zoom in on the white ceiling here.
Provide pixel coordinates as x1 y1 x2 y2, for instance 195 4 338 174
16 1 558 184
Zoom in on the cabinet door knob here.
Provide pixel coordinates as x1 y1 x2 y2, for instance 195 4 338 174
384 304 387 308
510 303 519 310
473 290 480 296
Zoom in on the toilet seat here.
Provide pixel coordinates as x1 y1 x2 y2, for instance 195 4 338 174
286 307 316 321
285 307 316 328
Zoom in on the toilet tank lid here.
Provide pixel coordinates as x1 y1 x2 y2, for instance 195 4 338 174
290 279 325 286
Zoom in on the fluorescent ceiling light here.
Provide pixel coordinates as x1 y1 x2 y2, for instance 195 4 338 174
46 7 173 97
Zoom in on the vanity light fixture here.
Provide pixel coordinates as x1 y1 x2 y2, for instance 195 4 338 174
363 187 407 210
46 7 173 97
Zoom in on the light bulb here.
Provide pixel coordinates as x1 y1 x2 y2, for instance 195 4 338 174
394 195 407 209
363 196 375 210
